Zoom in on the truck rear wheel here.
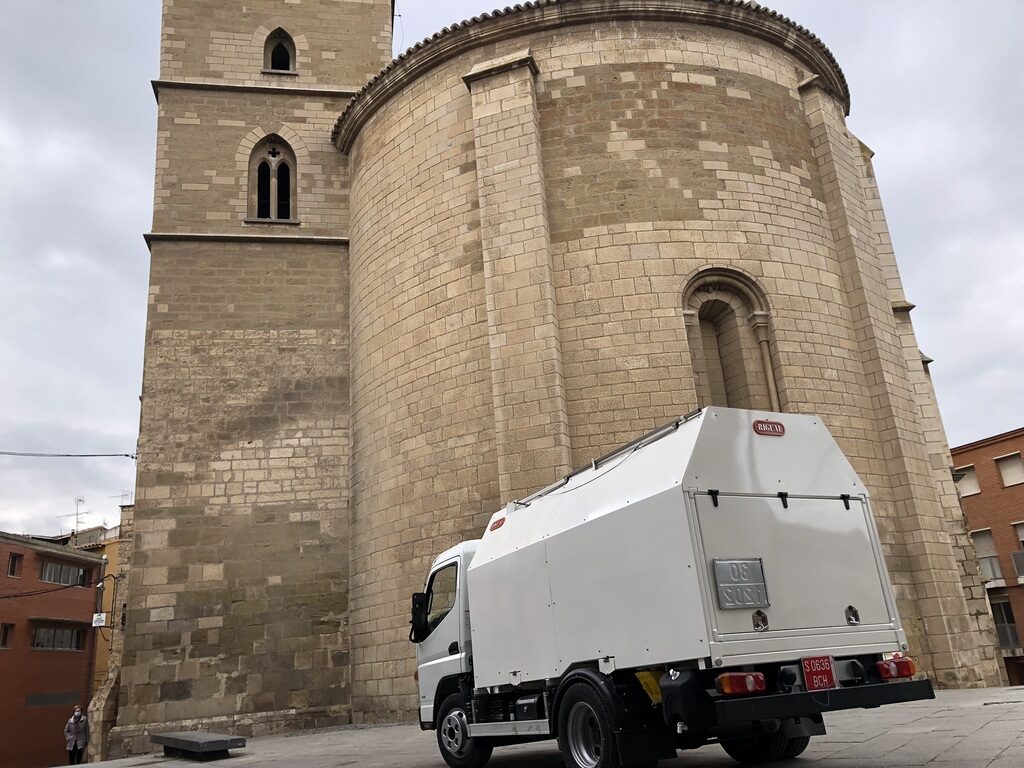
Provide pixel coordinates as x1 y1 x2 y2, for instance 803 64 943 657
557 683 621 768
436 693 493 768
781 735 810 758
719 731 787 764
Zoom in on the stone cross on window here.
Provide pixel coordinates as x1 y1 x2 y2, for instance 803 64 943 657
267 146 281 159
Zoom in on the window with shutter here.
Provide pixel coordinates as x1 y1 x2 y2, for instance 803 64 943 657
971 530 1002 582
955 465 980 496
996 453 1024 487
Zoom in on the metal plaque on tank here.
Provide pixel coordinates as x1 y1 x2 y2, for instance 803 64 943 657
713 558 769 610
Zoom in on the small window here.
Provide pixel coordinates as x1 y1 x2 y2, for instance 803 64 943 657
277 162 291 220
39 560 89 586
7 553 22 577
0 624 12 648
426 563 458 632
1012 524 1024 578
31 624 84 651
264 28 296 73
971 530 1001 582
989 598 1020 650
257 161 271 219
955 465 980 496
247 135 297 222
996 453 1024 487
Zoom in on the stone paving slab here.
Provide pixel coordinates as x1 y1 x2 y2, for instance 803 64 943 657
96 687 1024 768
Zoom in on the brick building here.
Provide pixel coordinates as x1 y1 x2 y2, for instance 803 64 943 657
953 428 1024 684
109 0 1001 756
0 532 103 768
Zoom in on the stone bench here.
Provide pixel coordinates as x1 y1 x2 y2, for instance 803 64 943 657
150 731 246 761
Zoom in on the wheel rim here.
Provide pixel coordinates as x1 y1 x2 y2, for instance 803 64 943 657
566 700 603 768
441 707 470 757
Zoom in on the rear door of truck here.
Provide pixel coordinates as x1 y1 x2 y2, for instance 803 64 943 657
688 491 907 668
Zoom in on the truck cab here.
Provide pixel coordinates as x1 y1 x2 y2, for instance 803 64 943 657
413 541 477 728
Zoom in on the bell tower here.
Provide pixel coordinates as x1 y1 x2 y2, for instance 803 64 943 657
105 1 393 756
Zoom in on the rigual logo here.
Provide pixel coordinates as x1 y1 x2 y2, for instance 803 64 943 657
753 420 785 436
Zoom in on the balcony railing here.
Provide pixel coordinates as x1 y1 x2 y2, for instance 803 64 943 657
996 622 1020 651
1013 551 1024 578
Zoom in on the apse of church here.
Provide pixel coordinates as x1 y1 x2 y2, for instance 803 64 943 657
106 0 1001 756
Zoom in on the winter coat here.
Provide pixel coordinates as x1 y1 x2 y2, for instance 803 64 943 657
64 715 89 751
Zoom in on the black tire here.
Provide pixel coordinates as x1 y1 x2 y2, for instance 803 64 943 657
436 692 493 768
557 682 621 768
719 730 787 764
781 736 811 759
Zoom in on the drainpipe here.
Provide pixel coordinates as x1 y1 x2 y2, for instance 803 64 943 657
749 312 781 411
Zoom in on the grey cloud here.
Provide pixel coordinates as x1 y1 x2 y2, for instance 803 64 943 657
2 1 1020 534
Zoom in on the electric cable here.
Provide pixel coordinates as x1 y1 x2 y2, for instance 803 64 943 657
0 582 89 600
0 451 136 459
0 573 116 601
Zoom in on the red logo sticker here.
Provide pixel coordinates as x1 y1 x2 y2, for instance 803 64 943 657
489 517 506 532
753 420 785 436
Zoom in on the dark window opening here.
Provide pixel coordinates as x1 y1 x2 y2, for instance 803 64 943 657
0 624 12 648
257 161 271 219
270 42 291 71
264 29 296 73
248 137 296 222
277 162 291 220
991 599 1020 650
7 553 22 577
31 625 85 651
40 560 89 586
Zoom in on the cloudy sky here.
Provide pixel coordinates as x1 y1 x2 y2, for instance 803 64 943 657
1 1 1021 535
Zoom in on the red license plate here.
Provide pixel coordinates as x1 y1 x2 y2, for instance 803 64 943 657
801 656 838 691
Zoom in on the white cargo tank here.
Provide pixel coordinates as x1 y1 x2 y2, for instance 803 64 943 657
467 407 906 690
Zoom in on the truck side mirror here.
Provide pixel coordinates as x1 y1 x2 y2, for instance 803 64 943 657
409 592 429 643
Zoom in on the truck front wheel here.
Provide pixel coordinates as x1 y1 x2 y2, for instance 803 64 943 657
436 693 493 768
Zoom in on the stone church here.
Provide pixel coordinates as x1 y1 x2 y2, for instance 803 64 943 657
103 0 1002 756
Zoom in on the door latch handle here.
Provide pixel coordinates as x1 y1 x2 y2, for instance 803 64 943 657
448 641 459 655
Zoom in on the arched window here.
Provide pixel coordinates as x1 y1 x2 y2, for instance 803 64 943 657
257 161 271 219
264 28 296 73
683 270 781 411
248 135 297 222
276 162 290 219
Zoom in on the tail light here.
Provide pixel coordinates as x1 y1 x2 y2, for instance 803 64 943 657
716 672 767 695
877 656 916 680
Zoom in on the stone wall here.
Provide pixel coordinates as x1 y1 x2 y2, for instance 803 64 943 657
152 89 351 235
346 58 499 721
125 0 1001 742
158 0 392 90
109 240 351 755
343 11 1001 718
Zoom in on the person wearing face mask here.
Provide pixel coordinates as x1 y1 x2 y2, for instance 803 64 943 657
63 706 89 764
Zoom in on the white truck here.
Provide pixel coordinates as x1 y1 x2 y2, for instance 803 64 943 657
410 407 934 768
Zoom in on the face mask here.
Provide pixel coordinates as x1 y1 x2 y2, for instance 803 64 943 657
74 712 81 720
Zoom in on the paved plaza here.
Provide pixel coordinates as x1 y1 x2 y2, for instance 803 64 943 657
97 687 1024 768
